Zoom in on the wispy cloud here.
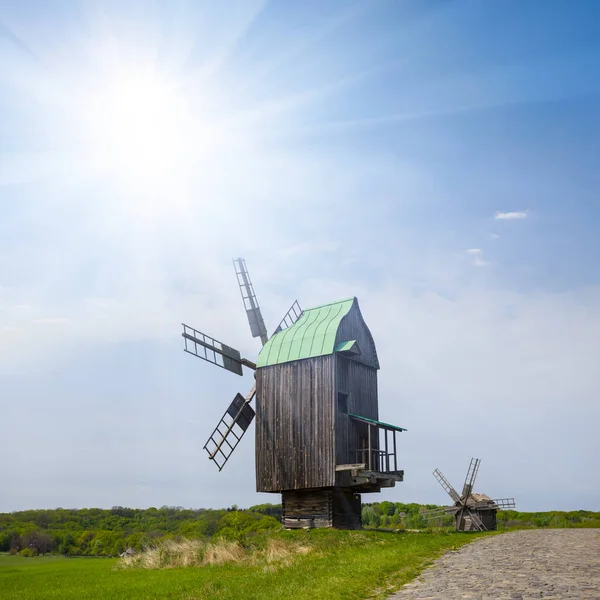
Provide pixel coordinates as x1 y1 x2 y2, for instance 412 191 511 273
466 248 490 267
494 211 528 220
489 232 500 239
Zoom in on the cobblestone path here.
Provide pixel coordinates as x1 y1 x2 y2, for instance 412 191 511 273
388 529 600 600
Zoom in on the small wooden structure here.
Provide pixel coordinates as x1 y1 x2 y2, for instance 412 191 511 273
426 458 516 531
181 260 405 530
456 493 500 531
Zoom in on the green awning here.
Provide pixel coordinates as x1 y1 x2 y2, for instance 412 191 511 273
335 340 361 356
349 413 407 432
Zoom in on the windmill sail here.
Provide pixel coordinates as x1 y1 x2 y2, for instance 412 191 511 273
421 506 460 517
461 457 481 498
203 390 256 471
233 258 268 345
182 324 248 376
492 498 516 509
433 468 462 503
272 300 303 335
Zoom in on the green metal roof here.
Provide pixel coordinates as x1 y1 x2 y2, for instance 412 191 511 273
257 298 355 367
349 413 407 432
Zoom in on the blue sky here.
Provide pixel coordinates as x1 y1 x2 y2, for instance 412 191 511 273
1 0 599 513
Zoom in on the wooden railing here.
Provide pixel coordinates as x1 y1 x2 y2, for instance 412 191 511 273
351 426 399 473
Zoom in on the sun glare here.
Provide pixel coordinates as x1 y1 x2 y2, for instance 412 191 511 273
82 69 191 184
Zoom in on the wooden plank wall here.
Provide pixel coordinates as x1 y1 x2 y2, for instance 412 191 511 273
332 490 362 529
255 356 335 492
335 301 380 369
282 490 333 528
335 357 379 468
334 300 380 472
480 510 497 531
282 489 362 529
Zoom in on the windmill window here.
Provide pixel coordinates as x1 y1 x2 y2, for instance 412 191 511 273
338 392 349 414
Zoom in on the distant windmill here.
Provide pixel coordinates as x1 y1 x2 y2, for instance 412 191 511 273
181 258 406 529
426 458 516 531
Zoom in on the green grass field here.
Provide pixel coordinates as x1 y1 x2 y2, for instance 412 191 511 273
0 530 485 600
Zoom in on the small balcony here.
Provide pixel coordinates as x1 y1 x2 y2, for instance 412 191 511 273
336 413 406 490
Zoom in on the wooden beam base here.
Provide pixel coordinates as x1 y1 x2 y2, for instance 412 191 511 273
348 469 404 489
282 488 362 530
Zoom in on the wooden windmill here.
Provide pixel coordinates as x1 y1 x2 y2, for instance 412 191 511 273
181 258 406 529
427 458 516 531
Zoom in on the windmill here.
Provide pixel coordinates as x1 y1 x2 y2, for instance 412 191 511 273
426 458 516 531
182 258 406 529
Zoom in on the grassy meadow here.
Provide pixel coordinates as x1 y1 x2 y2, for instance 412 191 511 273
0 529 484 600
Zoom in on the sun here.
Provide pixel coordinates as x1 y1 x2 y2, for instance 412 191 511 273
81 67 193 186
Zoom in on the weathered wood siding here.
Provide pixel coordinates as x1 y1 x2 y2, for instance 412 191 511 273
335 300 379 369
334 356 379 467
479 510 497 531
282 488 362 529
255 356 335 492
334 302 380 475
332 490 362 529
255 299 381 495
282 489 332 528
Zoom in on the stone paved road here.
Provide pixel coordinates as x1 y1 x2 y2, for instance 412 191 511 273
388 529 600 600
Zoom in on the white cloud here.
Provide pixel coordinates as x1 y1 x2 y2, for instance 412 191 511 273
489 232 500 239
465 248 490 267
494 211 528 220
474 255 491 267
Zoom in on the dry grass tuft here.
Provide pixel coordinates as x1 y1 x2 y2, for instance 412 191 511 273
203 540 245 565
119 538 246 570
261 538 313 568
264 538 294 564
119 536 315 571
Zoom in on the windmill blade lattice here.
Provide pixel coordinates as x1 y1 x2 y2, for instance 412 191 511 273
461 457 481 498
233 258 268 346
433 468 462 503
203 389 256 471
492 498 516 509
272 300 303 336
182 324 249 376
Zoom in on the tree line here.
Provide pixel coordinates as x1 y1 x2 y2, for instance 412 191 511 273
0 505 281 557
361 502 600 530
1 503 598 557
